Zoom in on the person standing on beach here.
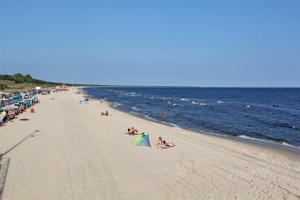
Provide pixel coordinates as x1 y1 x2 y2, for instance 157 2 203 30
162 111 168 120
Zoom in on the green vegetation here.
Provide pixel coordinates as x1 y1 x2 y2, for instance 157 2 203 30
0 73 107 92
0 73 58 92
0 83 9 90
0 73 54 84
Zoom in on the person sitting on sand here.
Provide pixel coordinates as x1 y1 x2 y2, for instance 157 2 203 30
127 127 139 135
1 110 7 122
157 137 164 148
128 128 136 135
133 127 140 135
127 128 133 135
31 107 35 113
101 111 110 116
157 136 175 149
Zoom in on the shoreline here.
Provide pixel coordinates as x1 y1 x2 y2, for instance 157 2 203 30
82 86 300 154
91 96 300 156
79 85 300 161
109 101 300 158
88 92 300 163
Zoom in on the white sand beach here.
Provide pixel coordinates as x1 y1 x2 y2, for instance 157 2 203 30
0 89 299 200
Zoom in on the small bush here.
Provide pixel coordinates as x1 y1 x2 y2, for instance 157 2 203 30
0 83 9 90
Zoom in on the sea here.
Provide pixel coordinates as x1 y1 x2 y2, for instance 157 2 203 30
84 87 300 150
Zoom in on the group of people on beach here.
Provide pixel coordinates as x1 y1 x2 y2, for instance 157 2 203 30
127 127 139 135
1 107 35 125
126 127 175 149
76 91 174 149
100 111 109 116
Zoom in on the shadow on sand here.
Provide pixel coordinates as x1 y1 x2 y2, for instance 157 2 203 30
0 156 10 200
0 129 39 200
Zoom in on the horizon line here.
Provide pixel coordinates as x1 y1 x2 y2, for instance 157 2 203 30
70 84 300 89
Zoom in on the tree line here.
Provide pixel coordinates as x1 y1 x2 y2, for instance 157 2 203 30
0 73 57 84
0 73 58 90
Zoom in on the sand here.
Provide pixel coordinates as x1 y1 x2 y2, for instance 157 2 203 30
0 89 299 200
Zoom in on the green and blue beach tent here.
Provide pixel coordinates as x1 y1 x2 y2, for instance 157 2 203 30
134 132 151 147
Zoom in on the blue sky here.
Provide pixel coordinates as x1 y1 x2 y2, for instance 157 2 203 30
0 0 299 87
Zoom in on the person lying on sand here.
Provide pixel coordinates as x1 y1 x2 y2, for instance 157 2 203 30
100 111 110 116
127 127 139 135
157 137 175 149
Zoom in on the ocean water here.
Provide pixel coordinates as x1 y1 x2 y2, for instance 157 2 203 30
84 87 300 148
